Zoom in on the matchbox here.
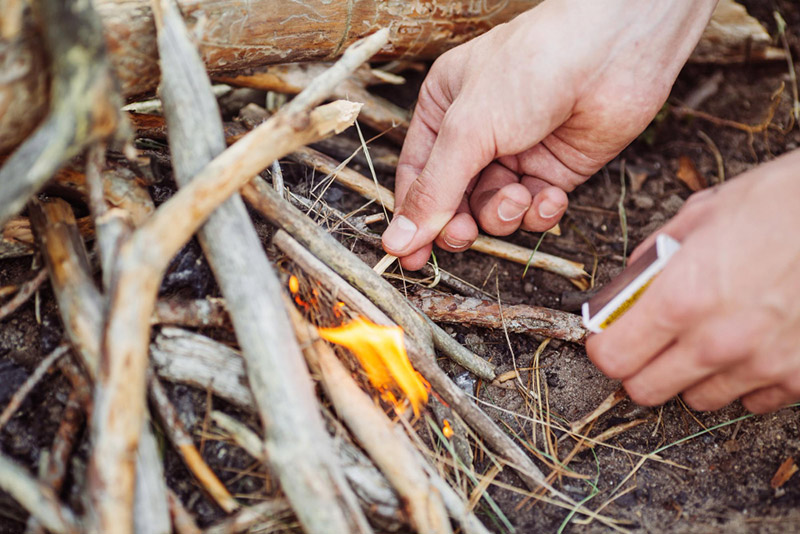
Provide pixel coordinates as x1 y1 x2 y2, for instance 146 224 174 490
582 234 681 334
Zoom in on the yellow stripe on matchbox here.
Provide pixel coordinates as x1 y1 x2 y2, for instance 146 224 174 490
597 276 656 330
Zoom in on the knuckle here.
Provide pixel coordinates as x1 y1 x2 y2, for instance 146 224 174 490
586 337 628 379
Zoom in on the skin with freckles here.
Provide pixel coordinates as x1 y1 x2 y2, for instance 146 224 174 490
587 150 800 414
382 0 718 270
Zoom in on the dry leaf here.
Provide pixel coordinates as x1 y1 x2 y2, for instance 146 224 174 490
770 457 798 489
676 156 708 192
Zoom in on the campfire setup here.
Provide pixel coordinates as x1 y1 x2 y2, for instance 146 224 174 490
0 0 795 533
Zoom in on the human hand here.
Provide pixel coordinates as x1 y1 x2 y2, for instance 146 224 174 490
587 149 800 414
382 0 718 270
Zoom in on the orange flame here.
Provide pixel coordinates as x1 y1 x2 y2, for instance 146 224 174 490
442 419 454 439
318 317 429 416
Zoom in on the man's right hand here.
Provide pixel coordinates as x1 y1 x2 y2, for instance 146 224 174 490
382 0 718 270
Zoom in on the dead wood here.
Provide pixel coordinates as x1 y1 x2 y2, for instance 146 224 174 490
152 298 229 328
273 230 496 381
87 22 378 530
410 289 588 344
211 411 406 528
148 376 239 513
287 146 590 287
28 199 103 377
0 269 47 321
0 0 127 227
218 63 410 143
154 0 372 530
150 327 255 410
0 452 80 534
1 215 94 261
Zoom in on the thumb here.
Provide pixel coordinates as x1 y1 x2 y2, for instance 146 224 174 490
383 100 493 256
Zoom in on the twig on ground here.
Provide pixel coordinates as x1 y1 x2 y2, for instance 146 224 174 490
151 298 230 328
148 376 239 513
154 0 373 530
0 269 48 322
0 453 80 534
410 289 588 344
0 344 69 432
569 387 628 435
273 230 496 380
696 130 725 183
24 390 84 534
288 146 590 288
166 490 202 534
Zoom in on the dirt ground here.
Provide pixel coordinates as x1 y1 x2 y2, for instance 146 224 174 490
2 2 800 533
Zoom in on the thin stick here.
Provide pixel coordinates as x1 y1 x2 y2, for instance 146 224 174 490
410 289 588 344
149 376 239 513
0 344 69 432
288 146 590 288
166 490 202 534
569 386 627 435
0 269 47 322
152 298 229 328
0 453 80 534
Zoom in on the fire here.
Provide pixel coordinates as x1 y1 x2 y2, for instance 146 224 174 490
318 317 429 416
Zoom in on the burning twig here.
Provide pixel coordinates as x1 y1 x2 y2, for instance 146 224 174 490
273 230 496 380
288 146 590 288
410 289 588 344
289 306 455 534
0 344 69 432
148 376 239 513
153 1 375 530
0 269 47 322
242 182 556 492
0 453 80 534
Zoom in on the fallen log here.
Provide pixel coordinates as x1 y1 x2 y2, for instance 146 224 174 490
0 0 783 155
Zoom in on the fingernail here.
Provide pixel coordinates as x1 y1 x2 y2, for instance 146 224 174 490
443 235 470 249
497 199 527 222
383 215 417 251
538 198 562 219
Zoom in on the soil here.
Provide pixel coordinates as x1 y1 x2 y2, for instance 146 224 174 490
2 2 800 533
